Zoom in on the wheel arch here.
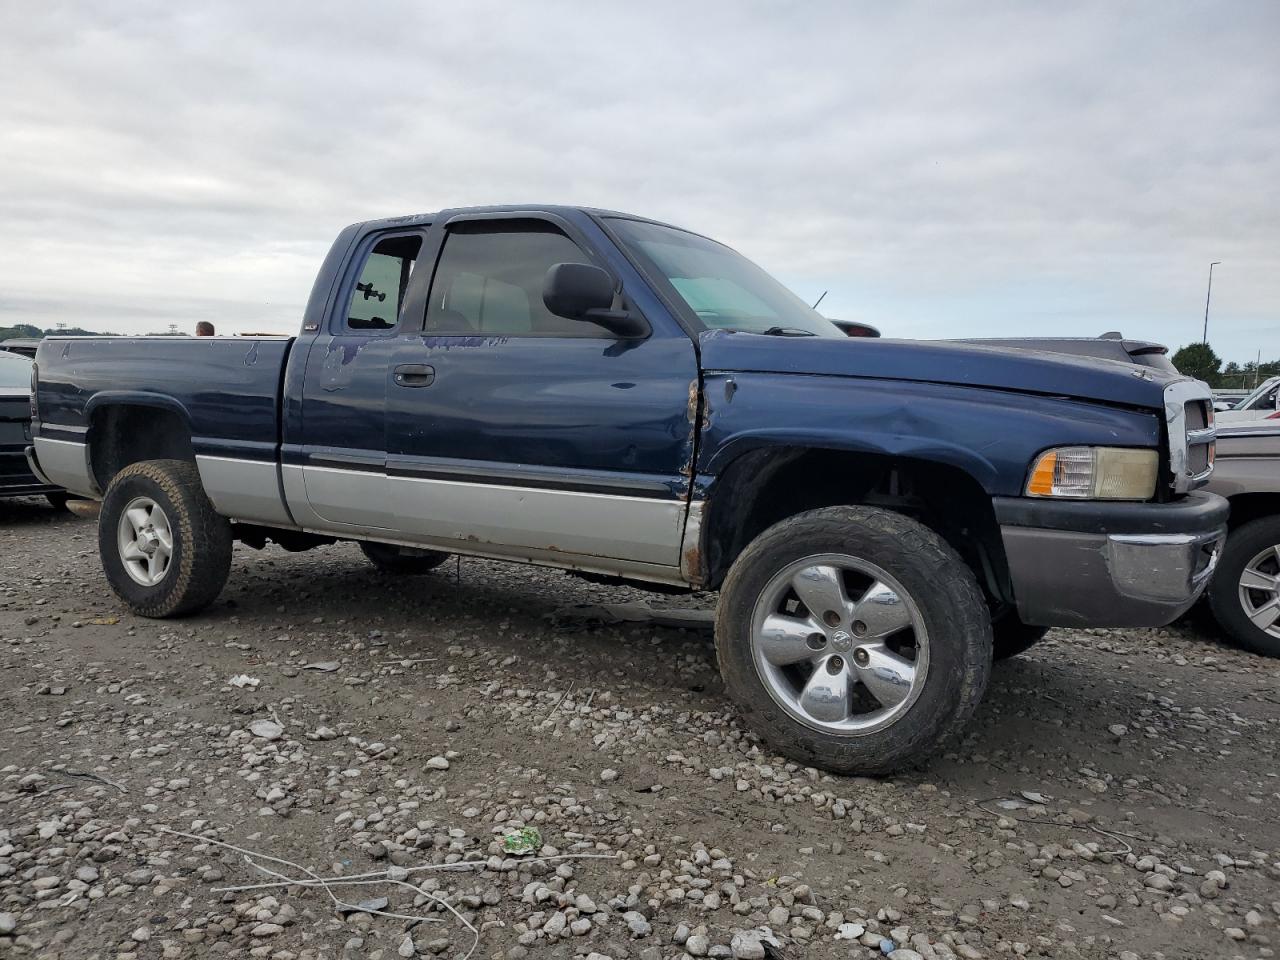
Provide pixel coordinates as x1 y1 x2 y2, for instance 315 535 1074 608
698 444 1012 607
1224 492 1280 531
86 396 196 493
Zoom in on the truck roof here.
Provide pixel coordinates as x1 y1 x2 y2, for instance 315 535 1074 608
345 204 678 235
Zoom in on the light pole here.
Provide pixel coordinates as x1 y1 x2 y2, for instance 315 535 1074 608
1202 261 1221 344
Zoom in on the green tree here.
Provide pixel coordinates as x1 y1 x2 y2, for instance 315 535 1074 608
1171 342 1222 385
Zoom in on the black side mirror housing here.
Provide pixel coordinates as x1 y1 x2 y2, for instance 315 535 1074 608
542 263 648 338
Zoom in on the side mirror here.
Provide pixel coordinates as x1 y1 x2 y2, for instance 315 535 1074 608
543 263 648 338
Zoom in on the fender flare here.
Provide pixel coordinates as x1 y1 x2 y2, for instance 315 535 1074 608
84 391 195 427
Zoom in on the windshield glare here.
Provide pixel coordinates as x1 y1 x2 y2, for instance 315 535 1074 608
610 219 842 338
1235 377 1279 410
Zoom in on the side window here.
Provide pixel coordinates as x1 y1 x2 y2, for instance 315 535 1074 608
425 223 602 337
346 234 423 332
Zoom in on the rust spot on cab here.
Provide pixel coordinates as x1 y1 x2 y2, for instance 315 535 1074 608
682 541 705 586
686 378 700 424
680 501 707 586
679 449 695 479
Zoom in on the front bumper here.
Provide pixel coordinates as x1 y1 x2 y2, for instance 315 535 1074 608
994 491 1228 628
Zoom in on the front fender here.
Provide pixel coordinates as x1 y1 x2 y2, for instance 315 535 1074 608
697 373 1161 498
704 426 1001 491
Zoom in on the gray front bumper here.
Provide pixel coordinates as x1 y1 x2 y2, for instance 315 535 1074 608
995 492 1228 628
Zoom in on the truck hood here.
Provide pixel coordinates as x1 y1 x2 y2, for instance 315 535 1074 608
698 330 1182 409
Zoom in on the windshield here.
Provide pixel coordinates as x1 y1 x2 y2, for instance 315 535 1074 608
0 352 32 390
610 219 842 337
1235 377 1279 411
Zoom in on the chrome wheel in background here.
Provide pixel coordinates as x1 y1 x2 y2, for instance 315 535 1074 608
1238 544 1280 638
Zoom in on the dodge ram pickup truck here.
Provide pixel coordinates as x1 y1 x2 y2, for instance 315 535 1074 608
27 205 1228 775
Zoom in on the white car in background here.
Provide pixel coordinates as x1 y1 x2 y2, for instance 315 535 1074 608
1216 376 1280 424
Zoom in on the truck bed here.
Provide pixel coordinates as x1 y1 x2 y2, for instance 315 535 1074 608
32 335 294 496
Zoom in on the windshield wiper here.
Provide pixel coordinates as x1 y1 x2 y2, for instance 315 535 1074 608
759 326 818 337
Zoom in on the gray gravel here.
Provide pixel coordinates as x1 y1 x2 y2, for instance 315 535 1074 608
1 498 1278 960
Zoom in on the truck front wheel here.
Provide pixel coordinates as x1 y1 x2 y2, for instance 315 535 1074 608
98 459 232 618
716 505 992 776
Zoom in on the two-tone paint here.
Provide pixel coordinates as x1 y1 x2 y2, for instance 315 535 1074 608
29 204 1208 593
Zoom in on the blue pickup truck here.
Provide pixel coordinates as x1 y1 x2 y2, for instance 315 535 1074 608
27 205 1227 774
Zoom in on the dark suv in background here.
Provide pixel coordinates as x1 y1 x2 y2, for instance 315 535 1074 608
1 349 67 507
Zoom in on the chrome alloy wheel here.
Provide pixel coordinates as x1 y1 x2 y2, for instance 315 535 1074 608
1239 543 1280 638
750 554 929 735
117 496 174 587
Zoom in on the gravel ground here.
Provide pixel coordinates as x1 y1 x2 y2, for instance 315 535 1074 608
1 498 1278 960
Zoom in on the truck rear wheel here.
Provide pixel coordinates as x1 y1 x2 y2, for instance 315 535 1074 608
98 459 232 618
716 505 992 776
1207 516 1280 658
359 541 451 575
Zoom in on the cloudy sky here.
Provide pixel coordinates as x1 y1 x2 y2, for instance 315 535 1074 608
2 2 1276 362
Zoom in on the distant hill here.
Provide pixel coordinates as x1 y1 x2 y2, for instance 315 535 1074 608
0 323 115 340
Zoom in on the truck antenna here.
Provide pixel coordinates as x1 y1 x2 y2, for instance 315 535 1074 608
811 291 828 310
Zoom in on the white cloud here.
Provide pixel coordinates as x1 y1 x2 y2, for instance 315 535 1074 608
1 0 1276 359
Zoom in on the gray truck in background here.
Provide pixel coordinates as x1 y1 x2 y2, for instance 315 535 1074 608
1203 423 1280 657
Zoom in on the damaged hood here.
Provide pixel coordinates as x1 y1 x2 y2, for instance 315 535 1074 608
698 330 1183 409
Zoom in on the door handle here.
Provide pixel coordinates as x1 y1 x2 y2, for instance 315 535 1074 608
393 364 435 387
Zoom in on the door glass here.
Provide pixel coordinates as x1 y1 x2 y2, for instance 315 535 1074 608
425 224 602 337
346 235 423 332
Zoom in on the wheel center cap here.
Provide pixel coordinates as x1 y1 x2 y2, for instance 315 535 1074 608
831 630 853 652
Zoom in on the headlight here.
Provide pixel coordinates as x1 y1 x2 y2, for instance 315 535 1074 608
1026 446 1158 500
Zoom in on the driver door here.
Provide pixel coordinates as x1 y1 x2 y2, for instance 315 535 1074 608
383 216 699 569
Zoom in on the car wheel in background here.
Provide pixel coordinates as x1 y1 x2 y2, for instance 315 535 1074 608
98 459 232 618
1207 516 1280 658
715 505 992 776
359 541 451 575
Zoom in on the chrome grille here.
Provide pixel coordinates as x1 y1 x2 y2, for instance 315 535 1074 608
1164 382 1216 493
1184 400 1208 431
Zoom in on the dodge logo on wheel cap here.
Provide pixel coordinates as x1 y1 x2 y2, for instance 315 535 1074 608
831 630 853 652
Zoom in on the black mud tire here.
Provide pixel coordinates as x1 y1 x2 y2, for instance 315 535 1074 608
715 505 992 776
45 491 71 511
1207 516 1280 658
359 541 451 575
991 616 1050 661
98 459 232 618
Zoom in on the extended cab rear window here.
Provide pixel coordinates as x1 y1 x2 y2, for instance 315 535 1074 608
346 234 424 332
